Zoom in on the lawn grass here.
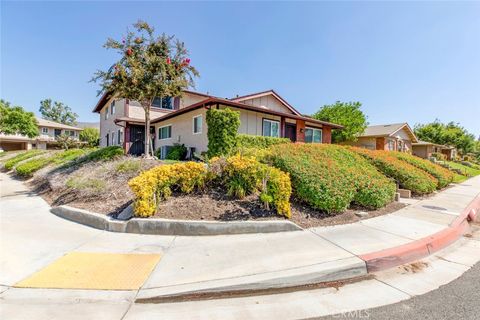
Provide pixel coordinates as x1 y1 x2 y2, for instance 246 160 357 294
446 161 480 183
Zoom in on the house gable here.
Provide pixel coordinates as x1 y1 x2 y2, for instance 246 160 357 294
231 90 301 116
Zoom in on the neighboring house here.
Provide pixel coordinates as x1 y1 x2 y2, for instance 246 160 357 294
412 140 457 160
0 118 82 151
345 123 418 152
93 89 343 156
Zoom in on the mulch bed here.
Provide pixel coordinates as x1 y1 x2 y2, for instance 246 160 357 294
155 188 407 228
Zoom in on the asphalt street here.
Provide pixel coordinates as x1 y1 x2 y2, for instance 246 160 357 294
317 261 480 320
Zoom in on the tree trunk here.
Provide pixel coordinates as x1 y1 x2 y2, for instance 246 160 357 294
144 104 151 157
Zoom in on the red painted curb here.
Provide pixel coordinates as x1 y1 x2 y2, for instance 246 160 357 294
359 192 480 273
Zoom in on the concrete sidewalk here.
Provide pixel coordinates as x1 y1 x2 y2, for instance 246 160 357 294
1 172 479 312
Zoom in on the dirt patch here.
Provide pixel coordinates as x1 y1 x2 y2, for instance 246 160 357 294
33 156 160 216
400 261 429 274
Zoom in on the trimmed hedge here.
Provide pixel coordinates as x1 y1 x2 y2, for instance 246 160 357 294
206 108 240 157
4 150 46 170
349 147 437 194
236 134 290 149
15 149 87 177
391 152 454 188
269 144 396 213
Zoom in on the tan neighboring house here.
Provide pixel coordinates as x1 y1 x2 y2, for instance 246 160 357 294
346 123 418 152
0 118 82 151
412 140 457 160
93 89 343 157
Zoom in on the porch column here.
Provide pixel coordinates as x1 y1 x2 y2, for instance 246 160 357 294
296 120 306 142
124 125 130 154
280 117 285 138
322 126 332 144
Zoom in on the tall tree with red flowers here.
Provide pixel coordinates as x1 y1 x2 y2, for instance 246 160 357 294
92 20 199 157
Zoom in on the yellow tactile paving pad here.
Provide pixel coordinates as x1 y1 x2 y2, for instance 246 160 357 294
14 252 161 290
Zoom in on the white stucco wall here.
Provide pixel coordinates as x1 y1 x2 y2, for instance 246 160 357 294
99 98 126 147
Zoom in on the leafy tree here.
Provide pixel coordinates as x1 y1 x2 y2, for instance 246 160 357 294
92 20 199 157
0 99 38 138
39 99 78 125
414 120 476 155
56 133 78 150
312 101 368 143
79 127 100 147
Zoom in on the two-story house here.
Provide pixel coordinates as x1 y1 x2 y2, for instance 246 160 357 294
0 118 82 151
93 89 343 157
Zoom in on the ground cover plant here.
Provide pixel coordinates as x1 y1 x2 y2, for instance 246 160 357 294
349 147 437 194
446 161 480 183
3 150 46 170
390 151 454 188
15 149 88 177
79 146 123 162
267 144 396 213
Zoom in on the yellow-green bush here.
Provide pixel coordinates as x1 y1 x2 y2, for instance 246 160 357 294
211 155 292 218
128 162 207 217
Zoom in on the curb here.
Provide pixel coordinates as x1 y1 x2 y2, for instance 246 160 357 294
50 205 302 236
359 193 480 272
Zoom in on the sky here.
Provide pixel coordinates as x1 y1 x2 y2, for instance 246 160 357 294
1 1 479 136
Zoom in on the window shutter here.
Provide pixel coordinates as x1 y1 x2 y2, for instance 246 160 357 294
173 97 180 110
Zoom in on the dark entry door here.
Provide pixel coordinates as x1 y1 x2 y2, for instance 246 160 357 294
128 125 145 156
285 123 297 142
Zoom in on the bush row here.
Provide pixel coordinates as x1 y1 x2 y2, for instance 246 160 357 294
129 155 292 218
3 150 47 170
236 134 290 149
390 151 454 188
268 144 396 213
15 149 87 177
349 147 437 194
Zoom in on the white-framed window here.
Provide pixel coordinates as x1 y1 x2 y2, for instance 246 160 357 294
105 106 109 120
117 129 122 145
64 130 75 137
111 100 115 115
193 115 202 134
305 128 322 143
387 140 395 151
41 127 49 134
152 96 174 110
262 119 280 137
158 125 172 140
112 132 115 145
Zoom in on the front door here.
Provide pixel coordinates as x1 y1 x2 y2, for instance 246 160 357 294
128 125 145 156
285 123 297 142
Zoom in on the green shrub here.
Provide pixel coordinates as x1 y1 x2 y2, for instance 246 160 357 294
4 150 46 170
166 144 187 160
268 144 396 213
431 152 446 161
115 159 142 174
391 152 454 188
206 108 240 157
81 146 123 162
236 134 290 149
350 147 437 194
15 149 88 177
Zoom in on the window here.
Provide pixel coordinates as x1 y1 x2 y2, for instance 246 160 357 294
262 119 280 137
112 132 115 145
152 96 174 110
117 129 122 145
305 128 322 143
41 127 49 134
111 100 115 115
193 115 202 134
387 140 395 151
64 130 75 137
105 107 109 120
159 125 172 140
